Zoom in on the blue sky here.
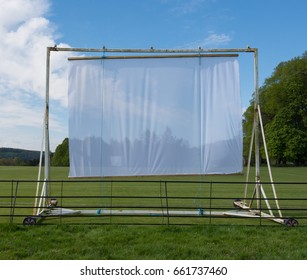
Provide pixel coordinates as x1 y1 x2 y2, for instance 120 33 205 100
0 0 306 151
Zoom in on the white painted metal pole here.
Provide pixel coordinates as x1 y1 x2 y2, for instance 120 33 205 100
52 46 256 54
44 47 51 205
244 123 255 204
253 49 261 209
260 185 274 216
33 122 44 216
258 105 283 217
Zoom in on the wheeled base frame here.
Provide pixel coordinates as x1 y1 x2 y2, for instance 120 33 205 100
23 199 298 227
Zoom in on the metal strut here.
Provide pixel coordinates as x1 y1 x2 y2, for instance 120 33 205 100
235 49 297 226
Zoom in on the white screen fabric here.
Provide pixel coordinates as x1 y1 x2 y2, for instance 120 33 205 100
68 56 242 177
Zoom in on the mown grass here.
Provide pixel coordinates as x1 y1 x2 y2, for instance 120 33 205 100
0 223 306 260
1 166 306 226
0 166 306 260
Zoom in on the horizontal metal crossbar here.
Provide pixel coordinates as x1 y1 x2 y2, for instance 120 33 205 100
49 46 257 54
68 53 239 61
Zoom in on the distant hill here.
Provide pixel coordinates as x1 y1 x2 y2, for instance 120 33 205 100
0 148 41 166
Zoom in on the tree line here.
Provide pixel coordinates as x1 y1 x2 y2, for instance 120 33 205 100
0 148 40 166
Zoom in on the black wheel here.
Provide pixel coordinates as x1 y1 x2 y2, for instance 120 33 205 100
284 218 299 227
23 216 37 226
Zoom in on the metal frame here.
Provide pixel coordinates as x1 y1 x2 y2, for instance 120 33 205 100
30 46 297 226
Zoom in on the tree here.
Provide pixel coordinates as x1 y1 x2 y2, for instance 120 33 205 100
52 138 69 166
243 51 307 165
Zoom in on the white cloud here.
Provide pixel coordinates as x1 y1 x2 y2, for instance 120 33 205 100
0 0 50 30
201 32 232 47
0 97 42 128
183 32 232 49
0 0 69 150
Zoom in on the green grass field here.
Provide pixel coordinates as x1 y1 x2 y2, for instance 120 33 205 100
1 223 307 259
1 166 306 226
0 166 306 259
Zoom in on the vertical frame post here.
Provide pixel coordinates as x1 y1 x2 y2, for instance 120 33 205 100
253 48 261 209
44 47 51 204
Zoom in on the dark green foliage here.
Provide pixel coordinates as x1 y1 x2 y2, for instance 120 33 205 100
244 51 307 165
0 148 40 166
52 138 69 166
